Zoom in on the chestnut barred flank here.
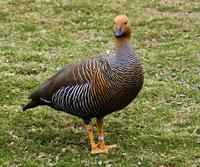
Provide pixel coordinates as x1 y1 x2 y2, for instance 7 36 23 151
50 45 143 122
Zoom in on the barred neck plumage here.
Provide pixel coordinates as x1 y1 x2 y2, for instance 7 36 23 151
109 43 141 73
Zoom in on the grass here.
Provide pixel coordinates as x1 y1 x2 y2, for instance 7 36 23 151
0 0 200 166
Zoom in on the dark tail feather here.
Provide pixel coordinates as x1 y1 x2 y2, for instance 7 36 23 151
23 99 53 111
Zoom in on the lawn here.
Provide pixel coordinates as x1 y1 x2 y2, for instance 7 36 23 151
0 0 200 166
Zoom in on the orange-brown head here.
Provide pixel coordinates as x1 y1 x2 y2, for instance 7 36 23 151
113 15 131 44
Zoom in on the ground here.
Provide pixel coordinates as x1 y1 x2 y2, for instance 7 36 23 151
0 0 200 166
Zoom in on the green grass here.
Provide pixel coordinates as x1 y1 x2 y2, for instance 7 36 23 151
0 0 200 166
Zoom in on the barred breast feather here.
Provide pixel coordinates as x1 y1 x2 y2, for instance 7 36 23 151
28 44 143 122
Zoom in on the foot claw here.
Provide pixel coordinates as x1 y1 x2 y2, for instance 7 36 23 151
91 147 108 154
105 144 118 149
91 143 118 154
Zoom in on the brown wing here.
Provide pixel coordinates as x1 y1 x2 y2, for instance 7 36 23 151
29 57 108 100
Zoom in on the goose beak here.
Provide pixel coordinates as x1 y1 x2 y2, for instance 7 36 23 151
115 27 123 38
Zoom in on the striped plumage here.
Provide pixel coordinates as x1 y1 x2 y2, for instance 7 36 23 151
23 15 144 154
50 44 143 122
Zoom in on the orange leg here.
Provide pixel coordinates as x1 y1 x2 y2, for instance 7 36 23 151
85 119 117 154
95 117 117 154
85 123 97 153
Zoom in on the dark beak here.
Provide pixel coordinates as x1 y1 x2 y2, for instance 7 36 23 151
115 27 123 38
